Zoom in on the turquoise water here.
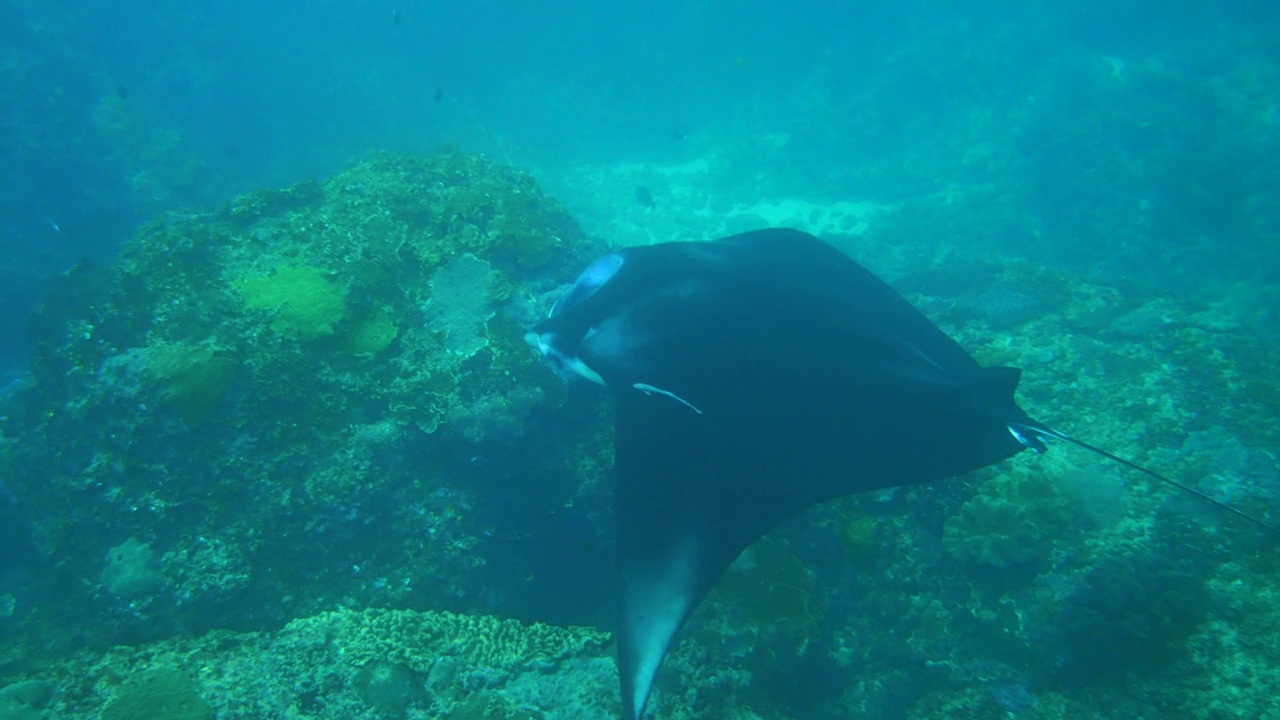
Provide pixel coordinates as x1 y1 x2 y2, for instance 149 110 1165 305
1 2 1278 719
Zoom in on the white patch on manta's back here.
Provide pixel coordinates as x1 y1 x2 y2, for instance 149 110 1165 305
625 538 700 716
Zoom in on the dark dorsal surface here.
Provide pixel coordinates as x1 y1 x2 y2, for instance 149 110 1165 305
534 228 1041 718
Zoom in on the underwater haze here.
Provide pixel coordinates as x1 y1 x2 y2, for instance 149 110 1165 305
1 1 1279 719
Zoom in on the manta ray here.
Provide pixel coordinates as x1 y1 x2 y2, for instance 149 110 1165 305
529 228 1273 719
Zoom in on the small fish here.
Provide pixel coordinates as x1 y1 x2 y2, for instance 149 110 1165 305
433 86 443 102
392 9 402 25
634 186 655 209
44 217 61 234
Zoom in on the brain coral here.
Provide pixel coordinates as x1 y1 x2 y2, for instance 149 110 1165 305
282 607 608 673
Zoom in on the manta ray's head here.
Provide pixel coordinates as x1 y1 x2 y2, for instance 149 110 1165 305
529 252 651 386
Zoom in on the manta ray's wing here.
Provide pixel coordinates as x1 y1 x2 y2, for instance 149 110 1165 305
612 389 724 720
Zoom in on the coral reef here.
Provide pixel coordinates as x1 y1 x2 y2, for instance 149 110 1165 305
283 608 608 673
942 470 1074 568
144 340 236 425
0 680 52 720
101 668 213 720
710 539 822 631
101 538 164 600
1 121 1277 720
352 661 425 719
2 149 610 657
8 607 609 720
236 265 348 339
342 306 400 357
1049 551 1212 680
837 513 878 561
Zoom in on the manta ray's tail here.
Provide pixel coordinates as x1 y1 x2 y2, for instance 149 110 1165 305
1009 421 1280 536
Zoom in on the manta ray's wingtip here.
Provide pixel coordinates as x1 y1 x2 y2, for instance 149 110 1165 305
616 552 702 720
616 609 677 720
